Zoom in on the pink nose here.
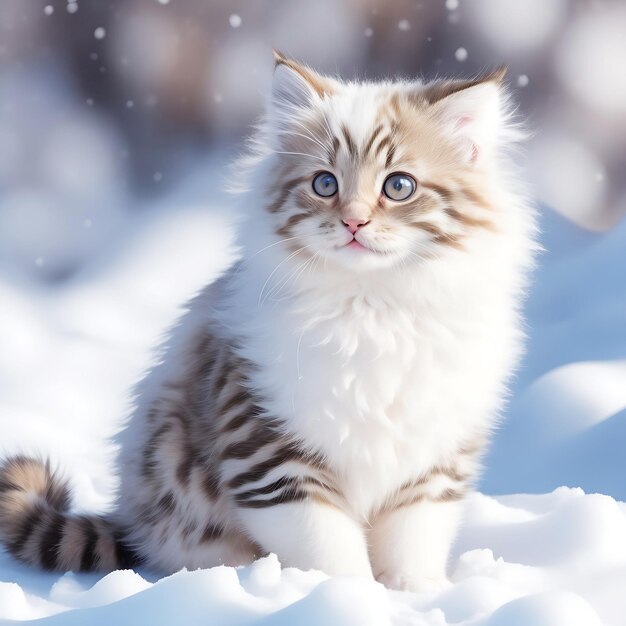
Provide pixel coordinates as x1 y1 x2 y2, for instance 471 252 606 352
342 218 370 234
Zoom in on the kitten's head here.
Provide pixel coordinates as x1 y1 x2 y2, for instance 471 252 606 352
258 51 516 273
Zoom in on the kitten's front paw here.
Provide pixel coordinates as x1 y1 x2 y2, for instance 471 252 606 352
376 571 451 594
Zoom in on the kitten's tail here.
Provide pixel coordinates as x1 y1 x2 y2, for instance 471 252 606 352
0 456 139 572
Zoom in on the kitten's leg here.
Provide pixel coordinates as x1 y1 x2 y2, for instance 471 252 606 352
370 452 478 592
223 441 372 577
237 499 373 577
369 497 462 592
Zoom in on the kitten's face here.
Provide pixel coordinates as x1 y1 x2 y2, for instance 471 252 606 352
264 54 507 272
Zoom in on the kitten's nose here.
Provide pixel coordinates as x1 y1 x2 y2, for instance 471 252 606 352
342 218 370 234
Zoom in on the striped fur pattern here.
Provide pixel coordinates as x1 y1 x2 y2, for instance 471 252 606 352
0 54 536 592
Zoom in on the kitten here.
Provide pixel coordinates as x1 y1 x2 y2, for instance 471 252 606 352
0 51 536 592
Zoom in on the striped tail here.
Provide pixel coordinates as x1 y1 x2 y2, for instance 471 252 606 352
0 456 139 572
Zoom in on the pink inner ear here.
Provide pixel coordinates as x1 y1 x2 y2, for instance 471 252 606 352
454 116 479 163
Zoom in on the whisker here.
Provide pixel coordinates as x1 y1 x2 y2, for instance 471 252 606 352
257 244 312 308
250 236 301 259
273 150 328 164
267 253 316 303
278 129 329 153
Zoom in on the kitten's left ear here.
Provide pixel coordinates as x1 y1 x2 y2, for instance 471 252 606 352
270 50 338 122
423 67 509 164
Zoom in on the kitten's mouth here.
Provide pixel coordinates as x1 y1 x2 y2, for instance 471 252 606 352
345 239 369 251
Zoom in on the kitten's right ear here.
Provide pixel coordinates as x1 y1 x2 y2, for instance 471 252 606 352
270 50 337 121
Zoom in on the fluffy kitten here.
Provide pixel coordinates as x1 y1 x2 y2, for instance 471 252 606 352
0 52 536 592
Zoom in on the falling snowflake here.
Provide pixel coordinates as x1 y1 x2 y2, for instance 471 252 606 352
364 27 373 38
517 74 529 87
94 27 106 40
398 19 410 31
67 2 78 14
446 0 459 10
455 47 468 61
229 14 242 28
44 5 54 15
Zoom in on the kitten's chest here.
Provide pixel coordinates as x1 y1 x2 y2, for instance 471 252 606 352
242 288 492 499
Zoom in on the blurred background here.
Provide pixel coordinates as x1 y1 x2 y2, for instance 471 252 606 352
0 0 625 502
2 0 625 281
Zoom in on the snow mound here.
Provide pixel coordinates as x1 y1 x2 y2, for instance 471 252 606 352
0 489 622 625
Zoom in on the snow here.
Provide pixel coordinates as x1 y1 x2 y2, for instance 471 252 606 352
0 158 625 623
94 28 106 41
0 491 623 624
398 20 411 32
455 47 468 62
229 14 242 29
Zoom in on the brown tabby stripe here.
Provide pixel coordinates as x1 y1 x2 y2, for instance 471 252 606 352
176 448 198 488
219 388 252 418
460 186 494 211
375 464 470 515
266 177 307 213
78 516 100 571
236 487 309 508
433 232 464 249
411 221 445 237
221 409 251 434
10 504 45 554
234 474 312 508
328 135 340 167
219 424 280 460
276 211 310 238
39 511 65 569
202 468 221 500
227 443 324 491
422 182 495 231
435 488 466 502
445 206 494 231
421 181 454 203
113 528 140 569
385 142 397 169
200 523 224 542
374 134 392 157
341 124 357 158
211 349 231 395
363 123 384 157
227 446 301 490
235 475 299 500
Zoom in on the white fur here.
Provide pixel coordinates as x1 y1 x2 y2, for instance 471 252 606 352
116 67 536 590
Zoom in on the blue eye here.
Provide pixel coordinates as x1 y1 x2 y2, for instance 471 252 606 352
312 172 338 197
383 173 416 201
